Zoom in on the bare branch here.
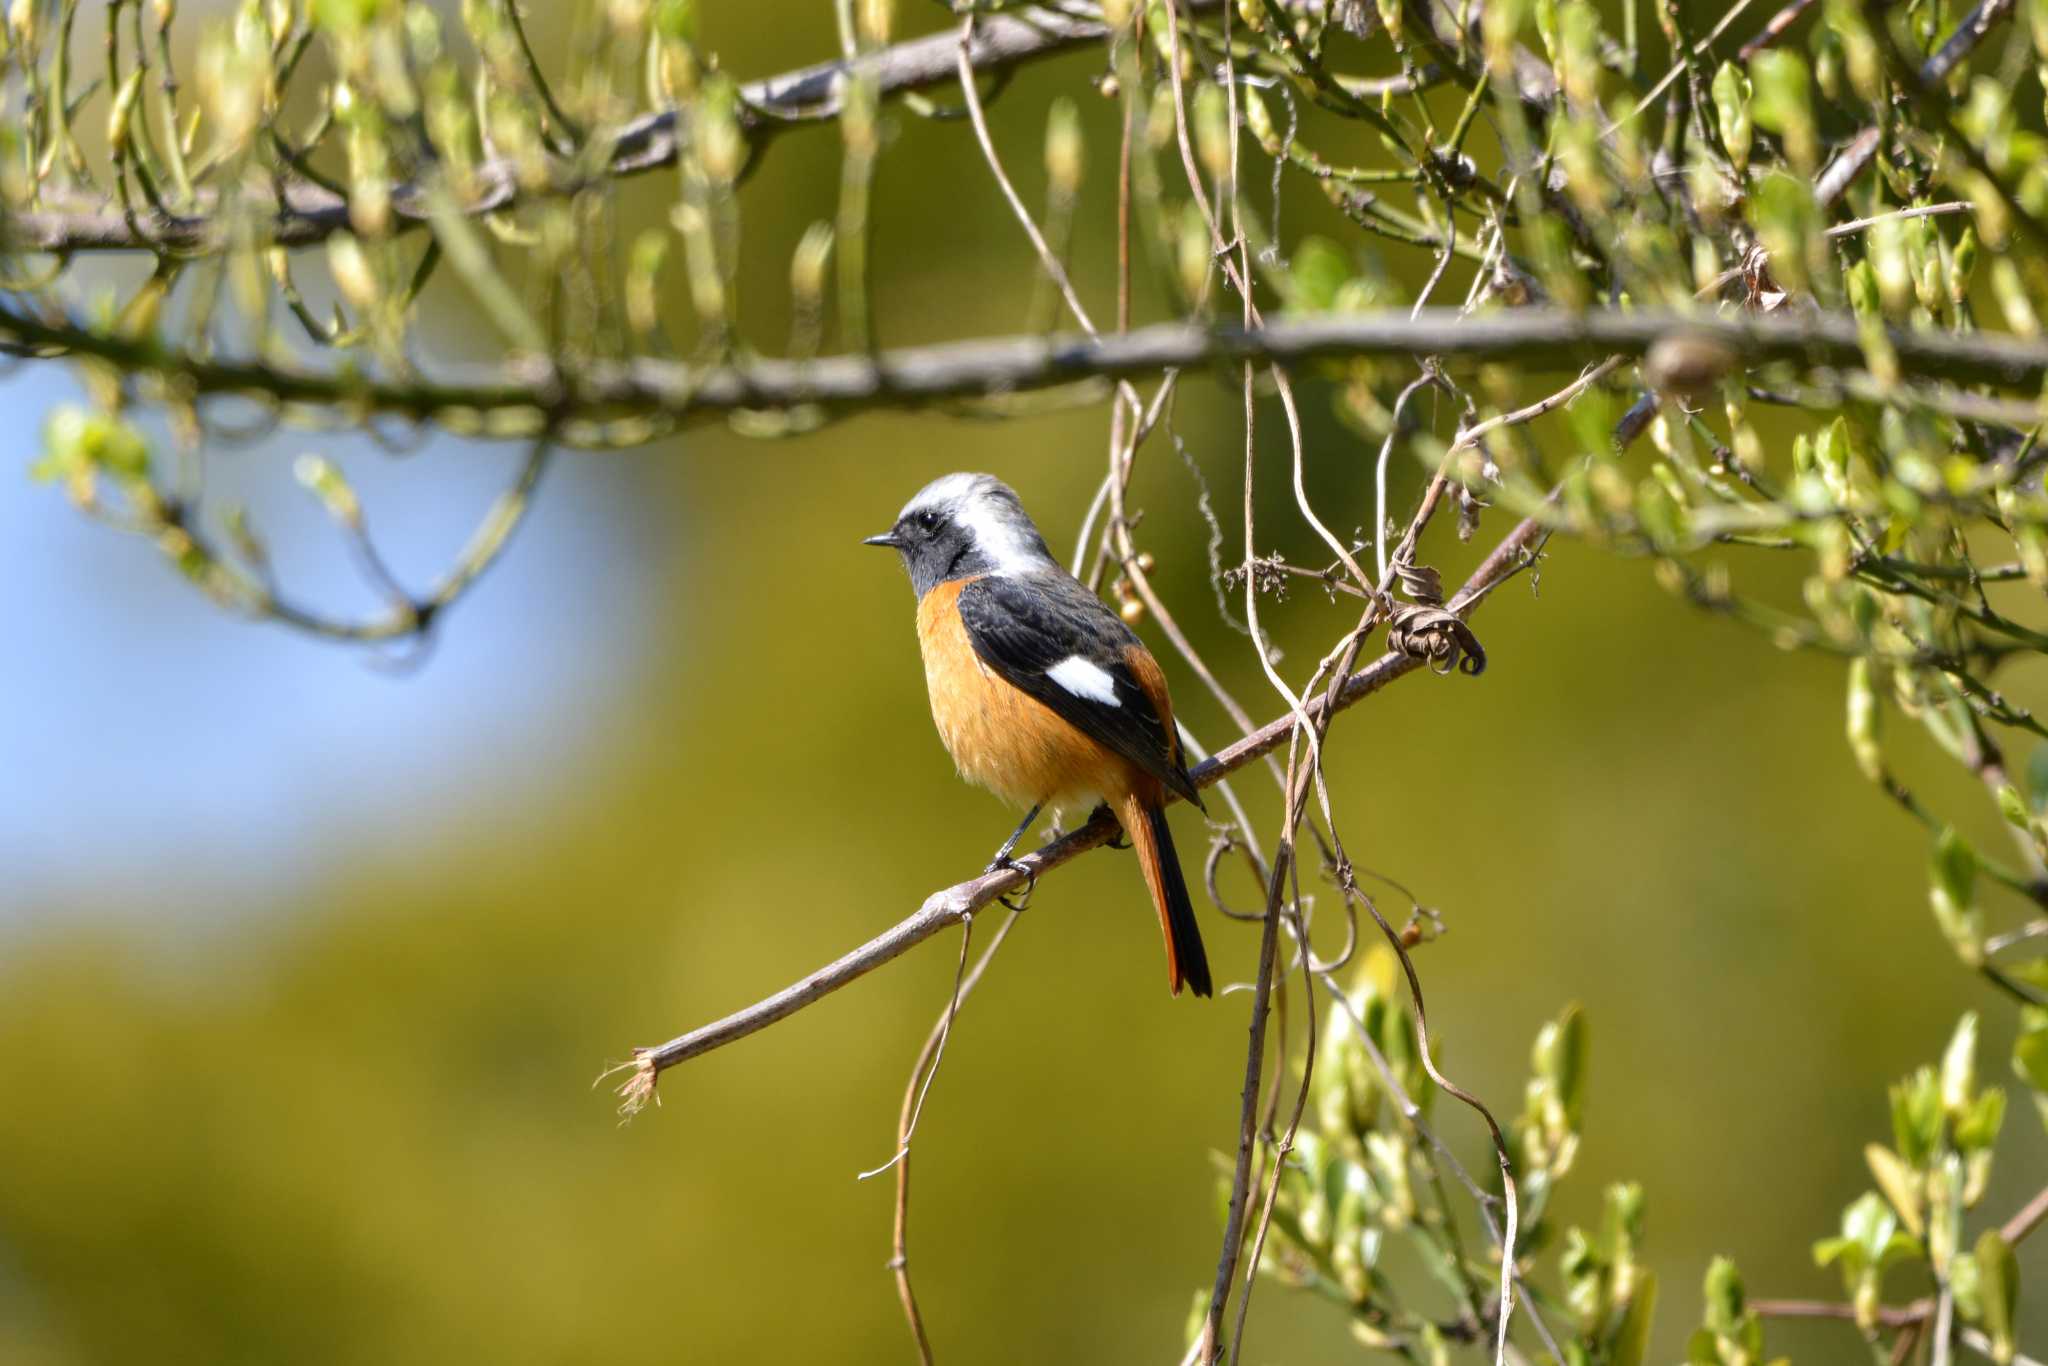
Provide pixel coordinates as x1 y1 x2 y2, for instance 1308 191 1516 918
14 305 2048 436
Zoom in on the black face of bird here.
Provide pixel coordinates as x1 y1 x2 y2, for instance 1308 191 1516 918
864 503 979 598
864 473 1055 598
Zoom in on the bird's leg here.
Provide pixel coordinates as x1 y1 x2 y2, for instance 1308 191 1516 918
987 804 1042 869
986 804 1041 912
1094 802 1131 850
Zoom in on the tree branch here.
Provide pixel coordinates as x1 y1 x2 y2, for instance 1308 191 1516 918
1813 0 2013 207
1748 1184 2048 1343
1 4 1153 254
12 305 2048 437
2000 1182 2048 1245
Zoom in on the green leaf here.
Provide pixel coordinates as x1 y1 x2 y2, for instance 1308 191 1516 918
312 0 391 36
1865 1146 1924 1237
2005 958 2048 990
1534 1003 1587 1124
1750 49 1818 172
294 454 362 529
1951 1247 1984 1323
1815 416 1852 482
1942 1012 1980 1116
1955 1086 2006 1153
1564 383 1621 457
1930 829 1985 966
653 0 698 43
1893 1066 1945 1165
1519 1164 1554 1229
1414 1319 1449 1366
1847 658 1883 781
1279 238 1351 314
1843 1190 1900 1260
1712 62 1753 173
2025 745 2048 813
1612 1269 1658 1366
1533 0 1560 64
2015 1007 2048 1093
1952 226 1980 302
1703 1255 1745 1335
39 404 150 484
1561 1225 1604 1324
1635 475 1683 549
1813 1235 1854 1268
1812 20 1845 99
1605 1180 1646 1248
1383 996 1427 1117
1846 258 1883 317
1753 172 1820 292
1976 1229 2018 1364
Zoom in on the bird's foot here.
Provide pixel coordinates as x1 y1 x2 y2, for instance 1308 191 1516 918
1093 803 1131 849
983 853 1036 912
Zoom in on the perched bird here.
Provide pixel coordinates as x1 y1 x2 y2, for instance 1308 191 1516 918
865 473 1212 997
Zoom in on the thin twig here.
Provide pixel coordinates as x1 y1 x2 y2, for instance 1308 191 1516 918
2000 1183 2048 1245
886 910 1022 1365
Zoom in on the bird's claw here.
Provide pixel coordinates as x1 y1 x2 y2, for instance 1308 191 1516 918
984 854 1036 912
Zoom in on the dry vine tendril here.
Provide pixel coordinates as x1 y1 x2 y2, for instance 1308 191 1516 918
10 0 2048 1362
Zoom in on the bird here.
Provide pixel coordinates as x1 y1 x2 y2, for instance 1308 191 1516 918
865 472 1213 998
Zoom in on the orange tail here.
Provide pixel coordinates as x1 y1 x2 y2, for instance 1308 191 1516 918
1117 792 1213 998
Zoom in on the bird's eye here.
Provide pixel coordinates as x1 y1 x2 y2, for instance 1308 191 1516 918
915 509 942 531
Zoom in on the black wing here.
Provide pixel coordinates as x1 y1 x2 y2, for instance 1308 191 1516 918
956 572 1200 806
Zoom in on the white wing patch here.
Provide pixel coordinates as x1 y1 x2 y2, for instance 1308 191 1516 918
1047 656 1121 707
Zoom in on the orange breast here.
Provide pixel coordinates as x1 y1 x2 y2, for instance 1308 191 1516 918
916 578 1141 814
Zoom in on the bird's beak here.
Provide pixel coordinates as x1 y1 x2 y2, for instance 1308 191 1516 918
863 532 905 549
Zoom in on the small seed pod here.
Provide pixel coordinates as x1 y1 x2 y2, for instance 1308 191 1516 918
1643 332 1739 402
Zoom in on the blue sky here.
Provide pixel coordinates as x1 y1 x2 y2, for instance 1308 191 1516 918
0 363 670 928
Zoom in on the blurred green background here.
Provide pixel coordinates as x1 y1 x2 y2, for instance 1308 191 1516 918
0 4 2042 1362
